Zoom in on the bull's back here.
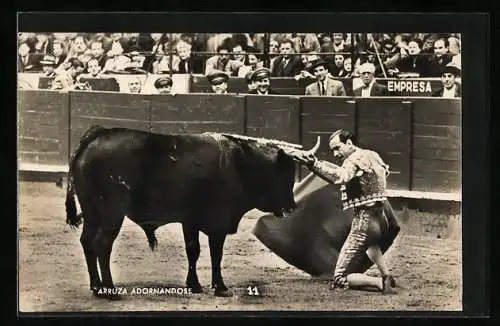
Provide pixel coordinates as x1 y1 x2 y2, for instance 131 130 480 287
75 128 243 229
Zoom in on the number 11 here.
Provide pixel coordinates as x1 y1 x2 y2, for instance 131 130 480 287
247 286 260 296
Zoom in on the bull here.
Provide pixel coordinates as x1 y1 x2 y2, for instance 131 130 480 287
65 125 320 298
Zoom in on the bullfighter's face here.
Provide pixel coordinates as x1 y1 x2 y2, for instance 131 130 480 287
329 135 354 161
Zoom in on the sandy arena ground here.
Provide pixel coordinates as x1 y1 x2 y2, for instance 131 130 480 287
18 181 462 312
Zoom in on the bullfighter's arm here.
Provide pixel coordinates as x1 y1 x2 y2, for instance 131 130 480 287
308 158 358 185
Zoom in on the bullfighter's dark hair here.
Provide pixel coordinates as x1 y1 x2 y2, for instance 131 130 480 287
329 129 357 145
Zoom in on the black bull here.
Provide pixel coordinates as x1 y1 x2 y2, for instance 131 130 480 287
65 126 299 298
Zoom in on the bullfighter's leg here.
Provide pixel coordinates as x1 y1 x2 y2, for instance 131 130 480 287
332 207 396 294
182 224 203 293
208 233 232 297
92 212 125 300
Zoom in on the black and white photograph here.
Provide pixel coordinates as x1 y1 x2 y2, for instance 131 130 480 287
17 22 469 314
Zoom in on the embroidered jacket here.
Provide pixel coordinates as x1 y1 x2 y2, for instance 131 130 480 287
309 149 390 210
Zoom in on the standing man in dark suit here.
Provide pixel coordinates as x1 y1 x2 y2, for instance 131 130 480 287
248 68 279 95
305 59 347 96
353 63 389 97
271 39 303 77
431 65 461 98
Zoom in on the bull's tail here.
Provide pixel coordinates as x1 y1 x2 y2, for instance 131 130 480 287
142 225 158 251
65 125 107 229
65 174 81 228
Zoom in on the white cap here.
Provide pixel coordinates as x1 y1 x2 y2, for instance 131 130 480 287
358 62 376 74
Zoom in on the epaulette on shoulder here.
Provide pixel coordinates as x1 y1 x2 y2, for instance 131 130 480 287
347 149 376 171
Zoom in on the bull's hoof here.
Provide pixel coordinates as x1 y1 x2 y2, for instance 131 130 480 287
188 283 203 294
214 288 233 297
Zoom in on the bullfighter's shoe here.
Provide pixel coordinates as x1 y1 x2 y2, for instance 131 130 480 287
382 275 397 294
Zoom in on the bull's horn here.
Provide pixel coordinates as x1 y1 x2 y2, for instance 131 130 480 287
303 136 321 156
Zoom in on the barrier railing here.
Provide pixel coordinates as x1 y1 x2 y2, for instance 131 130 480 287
17 90 461 194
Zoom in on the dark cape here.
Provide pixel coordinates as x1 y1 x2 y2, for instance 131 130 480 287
252 173 401 277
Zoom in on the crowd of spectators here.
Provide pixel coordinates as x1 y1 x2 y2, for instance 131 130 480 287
17 32 462 94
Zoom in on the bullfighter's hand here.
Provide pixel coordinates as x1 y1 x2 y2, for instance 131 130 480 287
292 153 317 167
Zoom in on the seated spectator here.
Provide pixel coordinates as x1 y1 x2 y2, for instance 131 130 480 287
51 40 67 69
271 39 303 77
451 53 461 70
204 44 233 75
171 40 203 74
338 56 353 78
319 34 335 62
431 65 461 98
396 39 429 77
207 70 230 94
353 62 389 97
425 37 453 77
331 33 351 53
123 47 148 73
33 33 52 54
292 33 321 54
50 73 73 91
153 76 173 95
329 54 346 77
101 46 132 74
64 58 86 83
87 39 107 68
67 34 92 65
151 44 172 74
39 55 57 78
304 59 346 96
226 43 246 76
269 39 279 56
77 58 103 79
294 51 319 82
377 39 402 77
237 47 264 77
244 70 256 92
206 33 233 53
18 42 39 72
141 33 162 52
127 77 143 94
248 68 279 95
103 33 130 53
448 36 461 55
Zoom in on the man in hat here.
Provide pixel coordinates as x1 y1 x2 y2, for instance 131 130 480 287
40 54 57 78
248 68 279 95
353 63 389 97
292 129 398 294
154 76 173 95
432 65 461 98
305 59 346 96
207 70 230 94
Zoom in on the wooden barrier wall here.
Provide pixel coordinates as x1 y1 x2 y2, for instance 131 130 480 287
17 90 69 165
17 90 461 193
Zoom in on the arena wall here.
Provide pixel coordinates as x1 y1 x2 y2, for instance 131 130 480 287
17 89 461 194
